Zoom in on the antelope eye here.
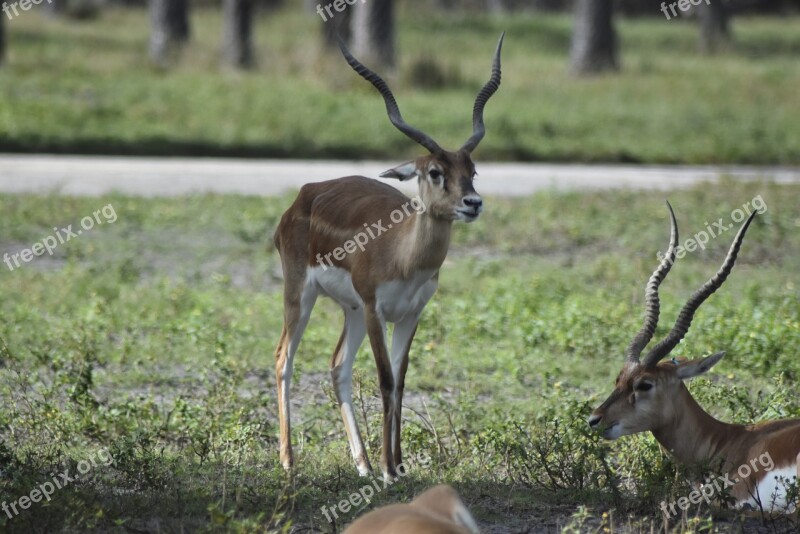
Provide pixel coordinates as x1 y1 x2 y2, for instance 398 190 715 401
635 382 653 392
429 169 442 180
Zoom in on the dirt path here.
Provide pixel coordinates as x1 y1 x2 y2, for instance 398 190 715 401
1 155 798 197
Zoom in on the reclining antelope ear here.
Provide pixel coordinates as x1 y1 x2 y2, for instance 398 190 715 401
588 203 799 514
273 34 505 480
343 485 480 534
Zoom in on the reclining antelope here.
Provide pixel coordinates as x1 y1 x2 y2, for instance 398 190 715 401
588 203 799 513
273 35 505 480
343 485 480 534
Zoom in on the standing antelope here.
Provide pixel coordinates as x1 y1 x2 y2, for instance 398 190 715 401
588 203 799 513
343 485 480 534
273 34 505 479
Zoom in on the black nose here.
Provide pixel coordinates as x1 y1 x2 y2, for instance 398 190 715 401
463 196 483 210
587 414 602 428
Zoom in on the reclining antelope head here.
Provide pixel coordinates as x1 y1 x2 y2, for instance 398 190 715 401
588 203 799 513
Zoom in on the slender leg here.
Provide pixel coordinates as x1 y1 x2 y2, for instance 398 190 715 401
330 307 371 475
275 282 317 471
363 302 396 480
389 312 421 469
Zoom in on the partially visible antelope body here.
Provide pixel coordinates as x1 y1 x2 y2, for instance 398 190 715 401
343 485 480 534
273 35 505 480
588 203 799 514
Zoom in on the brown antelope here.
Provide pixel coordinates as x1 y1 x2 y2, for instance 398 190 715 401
343 485 480 534
273 35 505 480
588 203 799 514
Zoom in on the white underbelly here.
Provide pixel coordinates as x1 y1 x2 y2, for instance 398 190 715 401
738 465 797 513
376 269 438 322
308 266 363 310
308 266 437 322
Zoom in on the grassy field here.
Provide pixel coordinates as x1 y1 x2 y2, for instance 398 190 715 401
1 4 800 163
0 181 798 532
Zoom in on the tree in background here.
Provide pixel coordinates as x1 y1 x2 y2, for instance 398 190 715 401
42 0 66 16
351 0 395 68
485 0 507 13
697 1 731 53
150 0 190 66
0 18 4 66
569 0 618 74
222 0 254 68
44 0 103 19
322 7 352 49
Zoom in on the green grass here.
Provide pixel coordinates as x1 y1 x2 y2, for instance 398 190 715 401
1 5 800 163
0 182 798 532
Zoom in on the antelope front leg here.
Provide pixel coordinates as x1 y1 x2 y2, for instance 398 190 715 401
330 307 371 475
389 312 420 469
363 303 397 481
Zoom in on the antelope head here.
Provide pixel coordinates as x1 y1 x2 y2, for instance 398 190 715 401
588 202 758 440
338 33 505 223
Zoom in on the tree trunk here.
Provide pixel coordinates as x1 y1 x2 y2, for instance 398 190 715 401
43 0 102 20
42 0 67 17
222 0 254 68
351 0 395 69
0 18 5 67
569 0 618 75
486 0 507 14
150 0 190 66
310 0 352 51
697 1 730 54
321 4 353 49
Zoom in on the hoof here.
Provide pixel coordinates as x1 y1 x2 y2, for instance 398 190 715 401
280 454 293 472
357 464 372 477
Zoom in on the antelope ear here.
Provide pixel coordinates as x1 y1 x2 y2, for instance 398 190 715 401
676 351 725 380
380 161 418 181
